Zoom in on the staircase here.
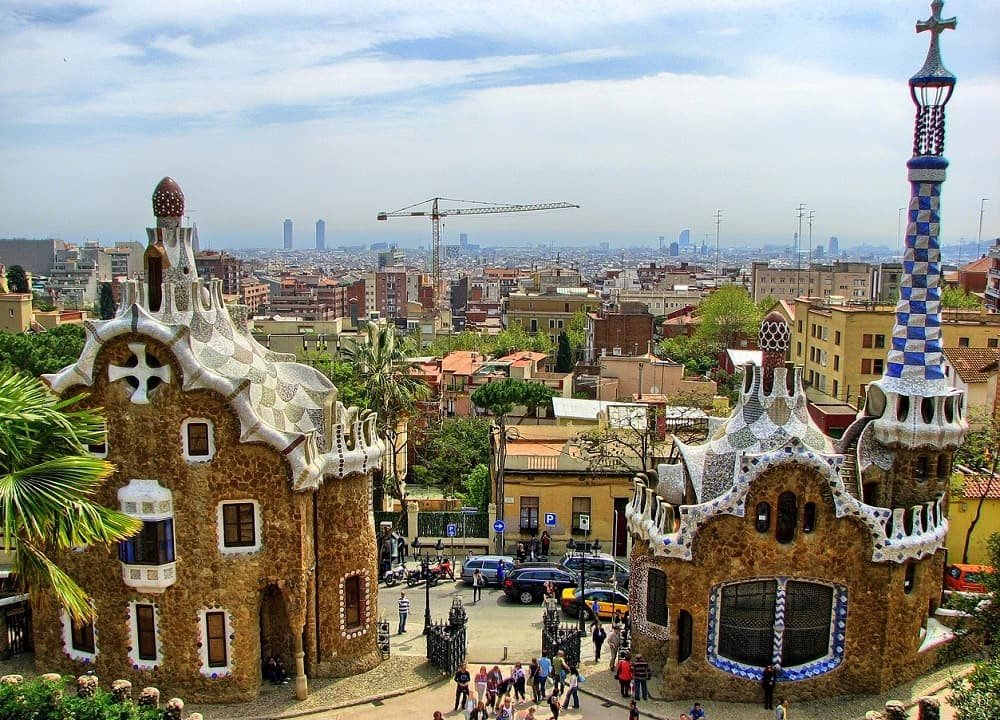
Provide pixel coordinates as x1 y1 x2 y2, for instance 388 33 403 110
840 447 860 500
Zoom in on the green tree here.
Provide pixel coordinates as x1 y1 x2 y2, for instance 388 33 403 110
950 652 1000 720
0 325 87 377
953 410 1000 563
303 349 368 410
493 323 554 357
0 371 141 621
566 309 588 358
943 533 1000 662
458 463 491 513
412 417 490 494
5 264 28 294
658 334 716 375
941 286 984 309
341 323 429 507
471 379 556 508
693 285 762 353
98 282 116 320
556 332 573 372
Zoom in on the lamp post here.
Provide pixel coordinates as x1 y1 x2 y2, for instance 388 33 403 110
978 198 989 258
411 537 445 634
566 537 601 632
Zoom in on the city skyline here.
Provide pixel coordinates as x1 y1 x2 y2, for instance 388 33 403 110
1 1 997 250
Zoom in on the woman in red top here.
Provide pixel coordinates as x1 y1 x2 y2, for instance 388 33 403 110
615 655 633 698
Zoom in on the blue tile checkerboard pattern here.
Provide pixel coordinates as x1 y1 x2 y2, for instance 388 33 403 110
886 181 945 382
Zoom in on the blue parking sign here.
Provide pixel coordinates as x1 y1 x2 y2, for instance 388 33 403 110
446 523 458 538
493 520 506 533
544 513 557 526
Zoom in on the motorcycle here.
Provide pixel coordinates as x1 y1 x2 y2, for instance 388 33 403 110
406 564 441 587
382 563 407 587
430 556 455 580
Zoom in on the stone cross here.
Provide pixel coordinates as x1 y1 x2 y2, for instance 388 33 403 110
108 342 171 404
916 1 956 39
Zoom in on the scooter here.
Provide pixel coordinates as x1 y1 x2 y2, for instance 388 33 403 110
382 563 407 587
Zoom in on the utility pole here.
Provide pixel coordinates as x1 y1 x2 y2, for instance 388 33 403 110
807 210 816 297
978 198 989 258
714 210 723 280
796 204 806 298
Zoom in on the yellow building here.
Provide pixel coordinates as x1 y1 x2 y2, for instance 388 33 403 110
947 474 1000 566
504 288 600 345
791 298 1000 407
751 260 874 303
499 425 639 559
0 293 33 333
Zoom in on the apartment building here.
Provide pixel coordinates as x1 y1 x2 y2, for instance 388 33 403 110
196 250 243 294
611 287 703 317
585 303 654 362
751 260 873 303
985 238 1000 311
791 297 1000 407
504 287 601 345
375 267 407 322
239 278 270 315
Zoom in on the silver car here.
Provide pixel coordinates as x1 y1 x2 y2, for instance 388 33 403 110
460 555 515 586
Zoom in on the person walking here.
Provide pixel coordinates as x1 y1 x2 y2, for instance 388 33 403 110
497 560 507 588
631 653 651 701
688 701 706 719
472 569 485 603
397 591 410 634
469 699 489 720
627 699 640 720
615 654 633 698
540 530 551 557
453 663 471 711
529 657 541 703
563 665 581 710
607 624 621 670
775 698 789 720
547 691 561 719
592 620 607 662
511 662 527 701
762 665 777 710
474 666 488 703
487 665 503 710
551 650 567 694
538 652 552 700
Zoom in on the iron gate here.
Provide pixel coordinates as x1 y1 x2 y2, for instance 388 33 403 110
5 603 32 655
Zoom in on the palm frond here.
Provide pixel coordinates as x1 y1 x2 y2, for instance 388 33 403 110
16 538 94 623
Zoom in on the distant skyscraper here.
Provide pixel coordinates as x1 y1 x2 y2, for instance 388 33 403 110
679 229 691 247
829 236 839 254
669 241 680 257
283 219 292 249
316 219 326 250
659 236 665 251
460 233 468 248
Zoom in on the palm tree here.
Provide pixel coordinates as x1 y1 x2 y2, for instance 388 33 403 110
340 323 428 508
0 371 140 622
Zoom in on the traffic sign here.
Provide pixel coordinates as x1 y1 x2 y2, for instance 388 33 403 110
493 520 506 533
460 506 479 514
544 513 557 527
446 523 458 538
578 514 590 531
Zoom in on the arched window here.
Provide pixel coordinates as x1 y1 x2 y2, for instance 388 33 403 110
776 492 797 544
677 610 693 663
915 456 929 481
903 562 915 594
802 503 817 534
755 502 771 533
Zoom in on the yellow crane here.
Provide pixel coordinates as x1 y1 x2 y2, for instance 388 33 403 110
377 197 579 306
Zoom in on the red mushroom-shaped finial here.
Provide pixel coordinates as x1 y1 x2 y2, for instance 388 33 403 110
152 177 184 218
759 311 790 394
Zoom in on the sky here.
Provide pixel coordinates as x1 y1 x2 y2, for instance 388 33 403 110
0 0 997 251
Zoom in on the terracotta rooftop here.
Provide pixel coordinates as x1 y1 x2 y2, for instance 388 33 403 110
959 475 1000 499
961 256 992 273
942 347 999 384
440 350 484 376
499 351 549 367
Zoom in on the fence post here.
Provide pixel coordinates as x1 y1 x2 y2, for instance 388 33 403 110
406 501 420 547
488 502 498 551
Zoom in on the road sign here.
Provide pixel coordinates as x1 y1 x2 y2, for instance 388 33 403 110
493 520 506 533
578 514 591 531
446 523 458 538
460 506 479 514
544 513 557 527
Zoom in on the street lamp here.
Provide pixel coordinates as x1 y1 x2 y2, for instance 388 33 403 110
566 537 601 632
411 537 445 634
978 198 989 258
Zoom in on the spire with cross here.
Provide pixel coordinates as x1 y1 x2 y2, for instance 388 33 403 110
912 0 957 85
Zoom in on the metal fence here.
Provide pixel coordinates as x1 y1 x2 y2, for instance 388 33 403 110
541 603 583 668
426 598 468 675
417 511 488 538
375 511 408 535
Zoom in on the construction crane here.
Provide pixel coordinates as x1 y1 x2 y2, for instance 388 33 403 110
376 197 579 306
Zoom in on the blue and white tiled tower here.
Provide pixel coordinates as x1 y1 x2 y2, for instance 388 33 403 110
868 0 967 452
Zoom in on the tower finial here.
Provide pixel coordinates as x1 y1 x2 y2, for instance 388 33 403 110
913 1 957 83
152 177 184 230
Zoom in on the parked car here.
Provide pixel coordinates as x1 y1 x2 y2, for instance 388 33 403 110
460 555 515 586
560 585 630 619
559 553 630 588
945 563 995 594
503 566 579 605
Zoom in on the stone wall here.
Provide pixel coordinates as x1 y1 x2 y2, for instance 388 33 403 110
634 462 943 702
32 333 381 702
